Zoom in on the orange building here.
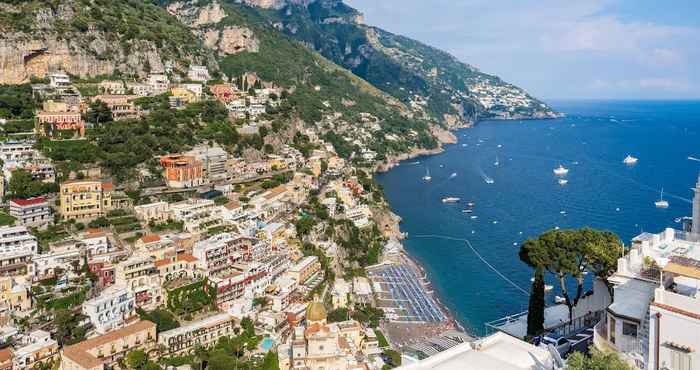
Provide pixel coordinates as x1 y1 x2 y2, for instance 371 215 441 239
160 155 204 189
36 111 85 138
209 84 236 104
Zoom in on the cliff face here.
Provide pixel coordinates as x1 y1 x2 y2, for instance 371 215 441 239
0 0 213 84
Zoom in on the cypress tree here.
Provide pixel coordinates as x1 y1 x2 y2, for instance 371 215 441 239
526 268 545 337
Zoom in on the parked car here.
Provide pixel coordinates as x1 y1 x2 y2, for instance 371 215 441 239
542 335 571 356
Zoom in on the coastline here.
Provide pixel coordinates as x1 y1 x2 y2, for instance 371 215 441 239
371 113 563 344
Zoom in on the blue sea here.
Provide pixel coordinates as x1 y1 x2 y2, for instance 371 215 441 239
374 100 700 335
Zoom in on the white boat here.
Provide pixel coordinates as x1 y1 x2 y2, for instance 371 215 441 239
442 197 460 204
462 209 473 214
484 176 495 184
544 284 554 292
422 167 432 182
655 188 669 208
553 164 569 176
470 216 478 219
558 179 568 185
449 172 457 179
623 155 638 165
554 296 566 304
494 156 500 166
467 202 476 207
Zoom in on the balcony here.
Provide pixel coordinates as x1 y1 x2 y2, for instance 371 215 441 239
655 288 700 314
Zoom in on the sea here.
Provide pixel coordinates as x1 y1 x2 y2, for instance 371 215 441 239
374 100 700 336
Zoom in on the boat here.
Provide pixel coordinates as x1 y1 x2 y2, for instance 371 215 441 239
470 216 478 219
554 296 566 304
467 202 476 207
655 188 669 208
675 217 682 223
462 209 473 214
623 155 638 165
558 179 568 185
494 156 500 166
484 176 495 184
449 172 457 179
497 144 503 148
553 164 569 176
442 197 460 204
422 167 432 182
544 284 554 292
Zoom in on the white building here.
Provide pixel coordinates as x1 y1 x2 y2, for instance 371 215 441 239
48 72 70 89
186 145 229 182
0 140 35 162
9 197 51 227
32 240 81 280
397 332 555 370
346 204 371 228
147 74 170 95
0 225 37 255
82 284 136 335
159 312 237 355
169 199 224 233
12 330 58 369
187 65 210 82
134 201 170 223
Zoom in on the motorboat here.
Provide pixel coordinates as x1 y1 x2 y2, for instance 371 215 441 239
655 188 669 208
553 164 569 176
484 176 495 184
462 209 473 214
494 156 500 166
422 167 432 182
449 172 457 179
554 296 566 304
558 179 568 185
623 155 638 165
467 202 476 207
544 284 554 292
442 197 460 203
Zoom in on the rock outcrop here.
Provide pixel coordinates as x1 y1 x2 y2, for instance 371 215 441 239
203 26 260 55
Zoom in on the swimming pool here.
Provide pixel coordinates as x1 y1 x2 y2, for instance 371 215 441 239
261 337 274 352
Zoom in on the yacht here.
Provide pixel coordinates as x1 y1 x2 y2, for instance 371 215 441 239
494 156 500 167
553 164 569 176
449 172 458 179
484 176 495 184
442 197 460 204
623 155 638 165
544 285 554 292
422 167 432 182
462 209 473 214
655 188 669 208
467 202 476 207
558 179 568 185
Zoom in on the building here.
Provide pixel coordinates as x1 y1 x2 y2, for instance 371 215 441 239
147 74 169 95
169 199 223 233
186 145 229 182
89 95 139 120
647 257 700 370
396 332 554 370
0 276 31 314
9 197 51 227
210 84 236 104
98 80 125 95
0 347 12 370
155 254 200 282
0 226 38 276
115 254 162 309
134 201 170 223
48 72 70 89
32 239 82 280
36 110 85 138
0 140 35 163
187 65 210 82
331 278 351 309
82 284 136 335
60 320 156 370
59 180 114 220
160 155 204 189
126 82 152 97
13 330 59 370
279 300 377 370
287 256 321 285
158 312 238 355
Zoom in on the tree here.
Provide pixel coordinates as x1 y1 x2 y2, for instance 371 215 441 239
125 350 148 370
207 350 236 370
526 267 545 337
565 348 632 370
582 229 624 299
86 100 113 125
6 169 43 199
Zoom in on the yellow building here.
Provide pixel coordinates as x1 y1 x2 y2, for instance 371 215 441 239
59 180 113 220
170 87 197 104
0 276 31 313
60 320 156 370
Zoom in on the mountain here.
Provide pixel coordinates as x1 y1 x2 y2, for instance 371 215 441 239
0 0 559 164
230 0 561 126
0 0 216 83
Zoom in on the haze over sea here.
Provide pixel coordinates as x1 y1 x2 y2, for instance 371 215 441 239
375 100 700 335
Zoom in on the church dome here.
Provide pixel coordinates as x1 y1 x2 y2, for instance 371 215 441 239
306 300 327 322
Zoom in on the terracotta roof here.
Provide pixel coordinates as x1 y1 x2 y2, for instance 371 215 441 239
178 254 198 263
224 200 241 210
140 234 161 244
101 181 114 191
0 348 12 363
263 185 287 200
664 257 700 280
63 320 155 369
10 197 47 206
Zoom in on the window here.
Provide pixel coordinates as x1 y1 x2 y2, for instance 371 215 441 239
669 348 692 370
622 322 637 337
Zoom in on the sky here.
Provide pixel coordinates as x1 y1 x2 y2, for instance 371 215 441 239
344 0 700 100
